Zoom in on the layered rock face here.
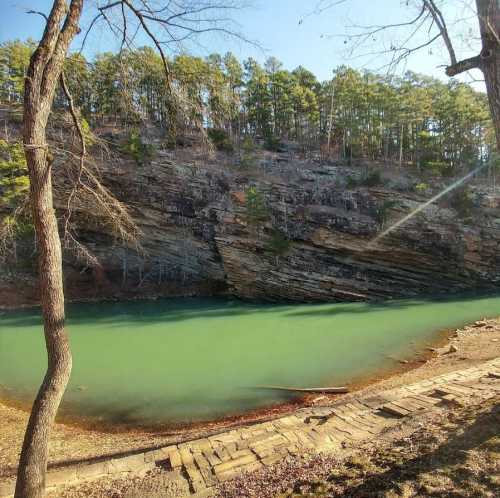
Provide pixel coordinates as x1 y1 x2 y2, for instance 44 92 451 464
2 151 500 307
45 154 500 303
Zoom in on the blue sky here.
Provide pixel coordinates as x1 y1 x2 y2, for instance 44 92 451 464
0 0 483 86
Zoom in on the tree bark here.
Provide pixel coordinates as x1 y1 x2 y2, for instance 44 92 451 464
476 0 500 151
445 55 482 76
15 2 83 497
427 0 499 151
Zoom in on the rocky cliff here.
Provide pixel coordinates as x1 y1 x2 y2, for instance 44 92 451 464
2 151 500 306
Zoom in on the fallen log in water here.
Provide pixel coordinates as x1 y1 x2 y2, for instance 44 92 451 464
253 385 349 394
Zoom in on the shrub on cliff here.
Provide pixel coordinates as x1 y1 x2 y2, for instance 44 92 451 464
449 187 475 219
375 200 399 227
0 139 33 258
415 182 430 194
239 136 258 169
265 228 292 256
422 160 454 177
245 186 269 225
264 135 281 152
346 170 382 189
1 214 33 239
120 129 156 165
0 139 29 207
208 128 234 153
361 170 382 187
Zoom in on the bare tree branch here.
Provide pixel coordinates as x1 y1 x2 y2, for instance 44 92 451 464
446 54 482 76
27 10 49 21
59 71 86 240
424 0 457 65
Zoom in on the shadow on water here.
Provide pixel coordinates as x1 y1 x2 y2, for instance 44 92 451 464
1 292 498 329
0 298 265 328
67 390 293 427
283 292 499 318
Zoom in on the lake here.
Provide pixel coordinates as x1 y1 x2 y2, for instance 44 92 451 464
0 295 499 426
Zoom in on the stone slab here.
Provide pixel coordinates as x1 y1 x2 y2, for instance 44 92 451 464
213 453 257 475
75 460 111 479
380 402 411 417
180 448 194 466
109 453 147 473
170 449 183 468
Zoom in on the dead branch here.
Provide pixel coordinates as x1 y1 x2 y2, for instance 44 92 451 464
424 0 457 65
310 0 481 76
59 70 86 235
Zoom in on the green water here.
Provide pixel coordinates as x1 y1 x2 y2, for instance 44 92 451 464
0 295 499 426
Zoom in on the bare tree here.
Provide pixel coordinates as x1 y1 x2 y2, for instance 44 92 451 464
312 0 500 150
15 2 248 497
16 4 84 497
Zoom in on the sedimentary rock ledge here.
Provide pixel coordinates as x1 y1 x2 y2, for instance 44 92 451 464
2 154 500 304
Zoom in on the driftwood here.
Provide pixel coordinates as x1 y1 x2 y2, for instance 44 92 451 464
253 385 349 394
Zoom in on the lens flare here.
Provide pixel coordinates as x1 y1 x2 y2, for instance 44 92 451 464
367 163 488 249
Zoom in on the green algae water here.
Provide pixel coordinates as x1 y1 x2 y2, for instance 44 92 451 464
0 295 499 426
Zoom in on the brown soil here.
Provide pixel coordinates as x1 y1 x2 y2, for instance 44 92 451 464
1 317 499 489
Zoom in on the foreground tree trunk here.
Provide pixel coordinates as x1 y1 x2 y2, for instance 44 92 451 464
477 0 500 151
445 0 500 151
15 2 83 497
13 2 245 496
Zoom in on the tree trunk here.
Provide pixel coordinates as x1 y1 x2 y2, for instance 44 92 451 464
15 2 83 497
476 0 500 151
14 147 72 498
